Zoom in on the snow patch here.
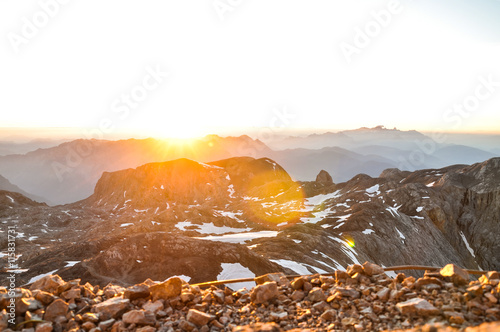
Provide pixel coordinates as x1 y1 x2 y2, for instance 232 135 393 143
460 231 475 258
362 229 375 235
167 275 191 283
217 263 255 290
195 231 278 244
64 261 80 267
366 184 380 195
27 270 58 285
175 221 251 234
270 259 312 275
395 228 405 240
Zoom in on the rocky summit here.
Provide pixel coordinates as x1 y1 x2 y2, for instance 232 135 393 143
1 262 499 331
1 156 500 330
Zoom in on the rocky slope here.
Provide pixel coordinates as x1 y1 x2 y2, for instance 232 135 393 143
1 157 500 305
1 262 499 331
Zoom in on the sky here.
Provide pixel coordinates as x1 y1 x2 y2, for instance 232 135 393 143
1 0 499 139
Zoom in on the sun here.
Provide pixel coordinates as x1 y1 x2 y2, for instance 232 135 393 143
143 123 206 139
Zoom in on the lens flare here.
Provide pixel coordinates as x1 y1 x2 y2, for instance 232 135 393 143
244 171 305 228
344 235 355 248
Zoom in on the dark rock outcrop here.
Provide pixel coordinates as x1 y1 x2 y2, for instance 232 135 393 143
315 170 333 185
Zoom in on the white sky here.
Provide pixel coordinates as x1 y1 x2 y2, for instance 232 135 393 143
1 0 499 138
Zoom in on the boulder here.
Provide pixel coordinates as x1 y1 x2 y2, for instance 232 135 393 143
149 277 183 301
440 264 469 285
30 275 64 294
122 309 156 325
396 298 439 316
255 273 286 285
316 170 333 185
123 283 150 300
43 299 69 322
186 308 214 326
250 282 279 304
362 262 384 276
94 297 130 320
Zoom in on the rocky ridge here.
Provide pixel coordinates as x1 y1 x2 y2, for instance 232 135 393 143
2 157 500 291
1 262 499 331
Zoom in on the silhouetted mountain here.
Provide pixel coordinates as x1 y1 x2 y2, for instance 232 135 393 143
267 147 396 181
0 138 70 156
0 128 497 206
0 174 47 203
0 136 270 204
434 145 497 166
267 126 430 150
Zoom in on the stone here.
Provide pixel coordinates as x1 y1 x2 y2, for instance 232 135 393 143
291 277 305 290
16 298 42 315
255 273 287 285
316 170 333 185
376 287 390 301
124 283 150 301
320 309 337 321
35 322 53 332
362 262 384 276
0 309 8 331
43 299 69 322
213 290 225 303
122 310 156 326
181 292 195 303
444 311 465 324
233 323 282 332
61 288 81 300
414 277 443 290
103 284 125 299
81 321 96 330
484 292 498 304
396 298 440 316
30 275 64 294
57 279 80 294
33 291 55 305
332 287 360 299
98 318 115 331
307 288 326 302
270 312 288 321
142 300 164 313
136 327 156 332
347 264 363 276
149 278 182 301
94 297 130 320
179 320 197 331
335 270 350 282
250 282 279 304
290 290 305 302
440 264 469 285
81 313 99 323
186 309 214 327
341 317 359 326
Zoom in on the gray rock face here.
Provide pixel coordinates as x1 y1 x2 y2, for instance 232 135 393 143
2 156 500 288
315 170 333 185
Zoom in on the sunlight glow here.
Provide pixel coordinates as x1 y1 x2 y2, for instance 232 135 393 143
244 171 305 228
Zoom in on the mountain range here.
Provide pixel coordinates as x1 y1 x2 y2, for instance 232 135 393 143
1 155 499 289
0 126 498 205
